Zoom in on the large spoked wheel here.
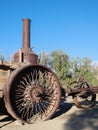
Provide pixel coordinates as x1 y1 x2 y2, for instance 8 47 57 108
3 64 61 124
73 93 96 109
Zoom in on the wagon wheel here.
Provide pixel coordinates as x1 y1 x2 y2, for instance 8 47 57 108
3 64 61 124
73 93 96 109
73 78 96 109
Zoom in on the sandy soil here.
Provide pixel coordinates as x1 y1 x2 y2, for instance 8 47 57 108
0 96 98 130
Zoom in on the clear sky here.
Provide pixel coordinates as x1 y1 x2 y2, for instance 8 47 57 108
0 0 98 62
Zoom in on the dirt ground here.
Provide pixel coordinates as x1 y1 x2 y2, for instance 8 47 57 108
0 96 98 130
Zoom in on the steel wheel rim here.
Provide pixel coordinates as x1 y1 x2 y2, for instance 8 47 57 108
73 93 96 109
4 65 61 123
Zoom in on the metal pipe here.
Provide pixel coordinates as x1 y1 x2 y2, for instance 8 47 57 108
22 18 30 48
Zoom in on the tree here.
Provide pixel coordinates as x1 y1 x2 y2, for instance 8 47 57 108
49 50 71 86
39 50 98 87
70 57 98 86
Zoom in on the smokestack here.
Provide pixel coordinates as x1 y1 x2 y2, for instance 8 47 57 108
22 18 30 48
14 18 38 64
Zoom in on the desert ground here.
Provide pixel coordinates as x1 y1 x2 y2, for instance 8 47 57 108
0 96 98 130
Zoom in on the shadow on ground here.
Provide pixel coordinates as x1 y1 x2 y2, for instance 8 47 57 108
0 97 15 128
0 112 15 128
52 97 73 119
1 96 98 130
0 96 73 128
63 102 98 130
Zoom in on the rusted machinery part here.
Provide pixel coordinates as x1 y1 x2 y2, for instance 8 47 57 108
73 92 96 109
3 64 61 124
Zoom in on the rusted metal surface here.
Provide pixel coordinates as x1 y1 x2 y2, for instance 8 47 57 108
14 19 38 64
73 93 96 109
65 83 98 97
22 19 30 48
65 76 98 96
0 65 11 91
1 18 98 124
65 77 97 109
3 64 61 124
91 86 98 93
0 19 61 124
0 61 27 91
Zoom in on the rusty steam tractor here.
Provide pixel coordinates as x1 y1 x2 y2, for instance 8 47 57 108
0 19 97 124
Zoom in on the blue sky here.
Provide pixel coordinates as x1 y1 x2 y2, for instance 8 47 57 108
0 0 98 62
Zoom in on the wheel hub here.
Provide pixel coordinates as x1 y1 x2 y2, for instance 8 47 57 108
24 85 43 102
30 86 43 101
